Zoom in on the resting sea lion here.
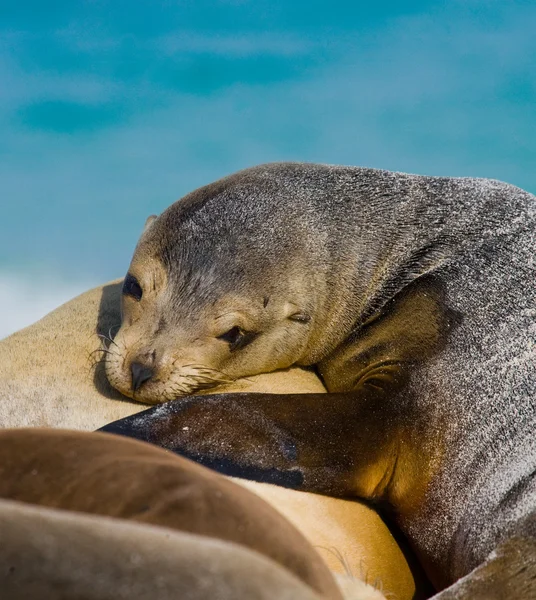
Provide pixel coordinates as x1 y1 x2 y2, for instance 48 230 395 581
0 498 326 600
0 279 423 599
233 478 427 600
0 428 343 599
102 163 536 597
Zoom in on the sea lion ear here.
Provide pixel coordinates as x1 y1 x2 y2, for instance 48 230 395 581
143 215 158 233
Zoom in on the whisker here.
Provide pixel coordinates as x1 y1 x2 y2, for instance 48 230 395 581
166 362 239 398
88 348 113 359
97 332 119 349
181 363 235 383
108 323 121 338
314 546 353 578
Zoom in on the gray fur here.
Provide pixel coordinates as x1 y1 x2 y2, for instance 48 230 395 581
124 163 536 593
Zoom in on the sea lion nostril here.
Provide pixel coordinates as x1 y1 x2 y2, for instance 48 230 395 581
131 362 154 391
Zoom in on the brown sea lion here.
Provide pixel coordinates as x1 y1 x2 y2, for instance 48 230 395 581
0 498 326 600
0 428 342 599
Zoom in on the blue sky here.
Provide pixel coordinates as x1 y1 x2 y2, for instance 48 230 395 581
1 1 535 336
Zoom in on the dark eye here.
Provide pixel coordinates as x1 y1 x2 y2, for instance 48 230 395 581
217 326 257 352
123 273 143 301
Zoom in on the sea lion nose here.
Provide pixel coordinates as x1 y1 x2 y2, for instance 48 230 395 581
131 362 154 391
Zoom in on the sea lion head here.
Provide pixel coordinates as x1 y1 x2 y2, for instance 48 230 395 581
105 166 328 403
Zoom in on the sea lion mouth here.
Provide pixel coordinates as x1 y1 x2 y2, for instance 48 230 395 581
163 363 236 396
105 346 236 404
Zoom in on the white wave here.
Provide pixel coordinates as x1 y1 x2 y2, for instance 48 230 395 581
0 274 95 341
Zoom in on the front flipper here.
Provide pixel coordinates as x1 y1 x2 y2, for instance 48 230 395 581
99 390 409 503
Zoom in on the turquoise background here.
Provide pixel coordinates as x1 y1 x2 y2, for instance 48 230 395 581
1 1 535 310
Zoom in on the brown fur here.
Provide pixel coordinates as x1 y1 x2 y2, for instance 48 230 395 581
0 428 341 599
0 498 324 600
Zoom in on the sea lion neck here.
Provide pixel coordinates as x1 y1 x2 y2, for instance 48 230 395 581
279 165 456 365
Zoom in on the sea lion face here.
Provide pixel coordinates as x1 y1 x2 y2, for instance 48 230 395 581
105 182 318 403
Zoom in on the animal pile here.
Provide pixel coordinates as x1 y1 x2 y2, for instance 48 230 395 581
1 163 535 599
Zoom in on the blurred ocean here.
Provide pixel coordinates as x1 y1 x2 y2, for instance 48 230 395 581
1 0 535 338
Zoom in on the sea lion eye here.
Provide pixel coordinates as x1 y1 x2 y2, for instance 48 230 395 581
217 326 257 352
123 273 143 301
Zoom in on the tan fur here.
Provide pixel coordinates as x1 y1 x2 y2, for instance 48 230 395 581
0 280 137 430
0 280 324 430
236 479 418 600
0 428 342 599
0 498 323 600
0 281 419 599
0 497 386 600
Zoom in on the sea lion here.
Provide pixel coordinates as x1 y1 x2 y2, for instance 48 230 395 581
0 279 423 599
0 428 342 599
0 498 326 600
0 280 138 430
233 478 426 600
102 162 536 597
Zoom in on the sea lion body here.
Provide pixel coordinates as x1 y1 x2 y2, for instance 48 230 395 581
0 498 325 600
234 478 423 599
103 163 536 595
0 280 136 430
0 429 345 600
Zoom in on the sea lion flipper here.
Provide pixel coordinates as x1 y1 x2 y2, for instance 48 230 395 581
99 392 346 493
99 389 401 500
